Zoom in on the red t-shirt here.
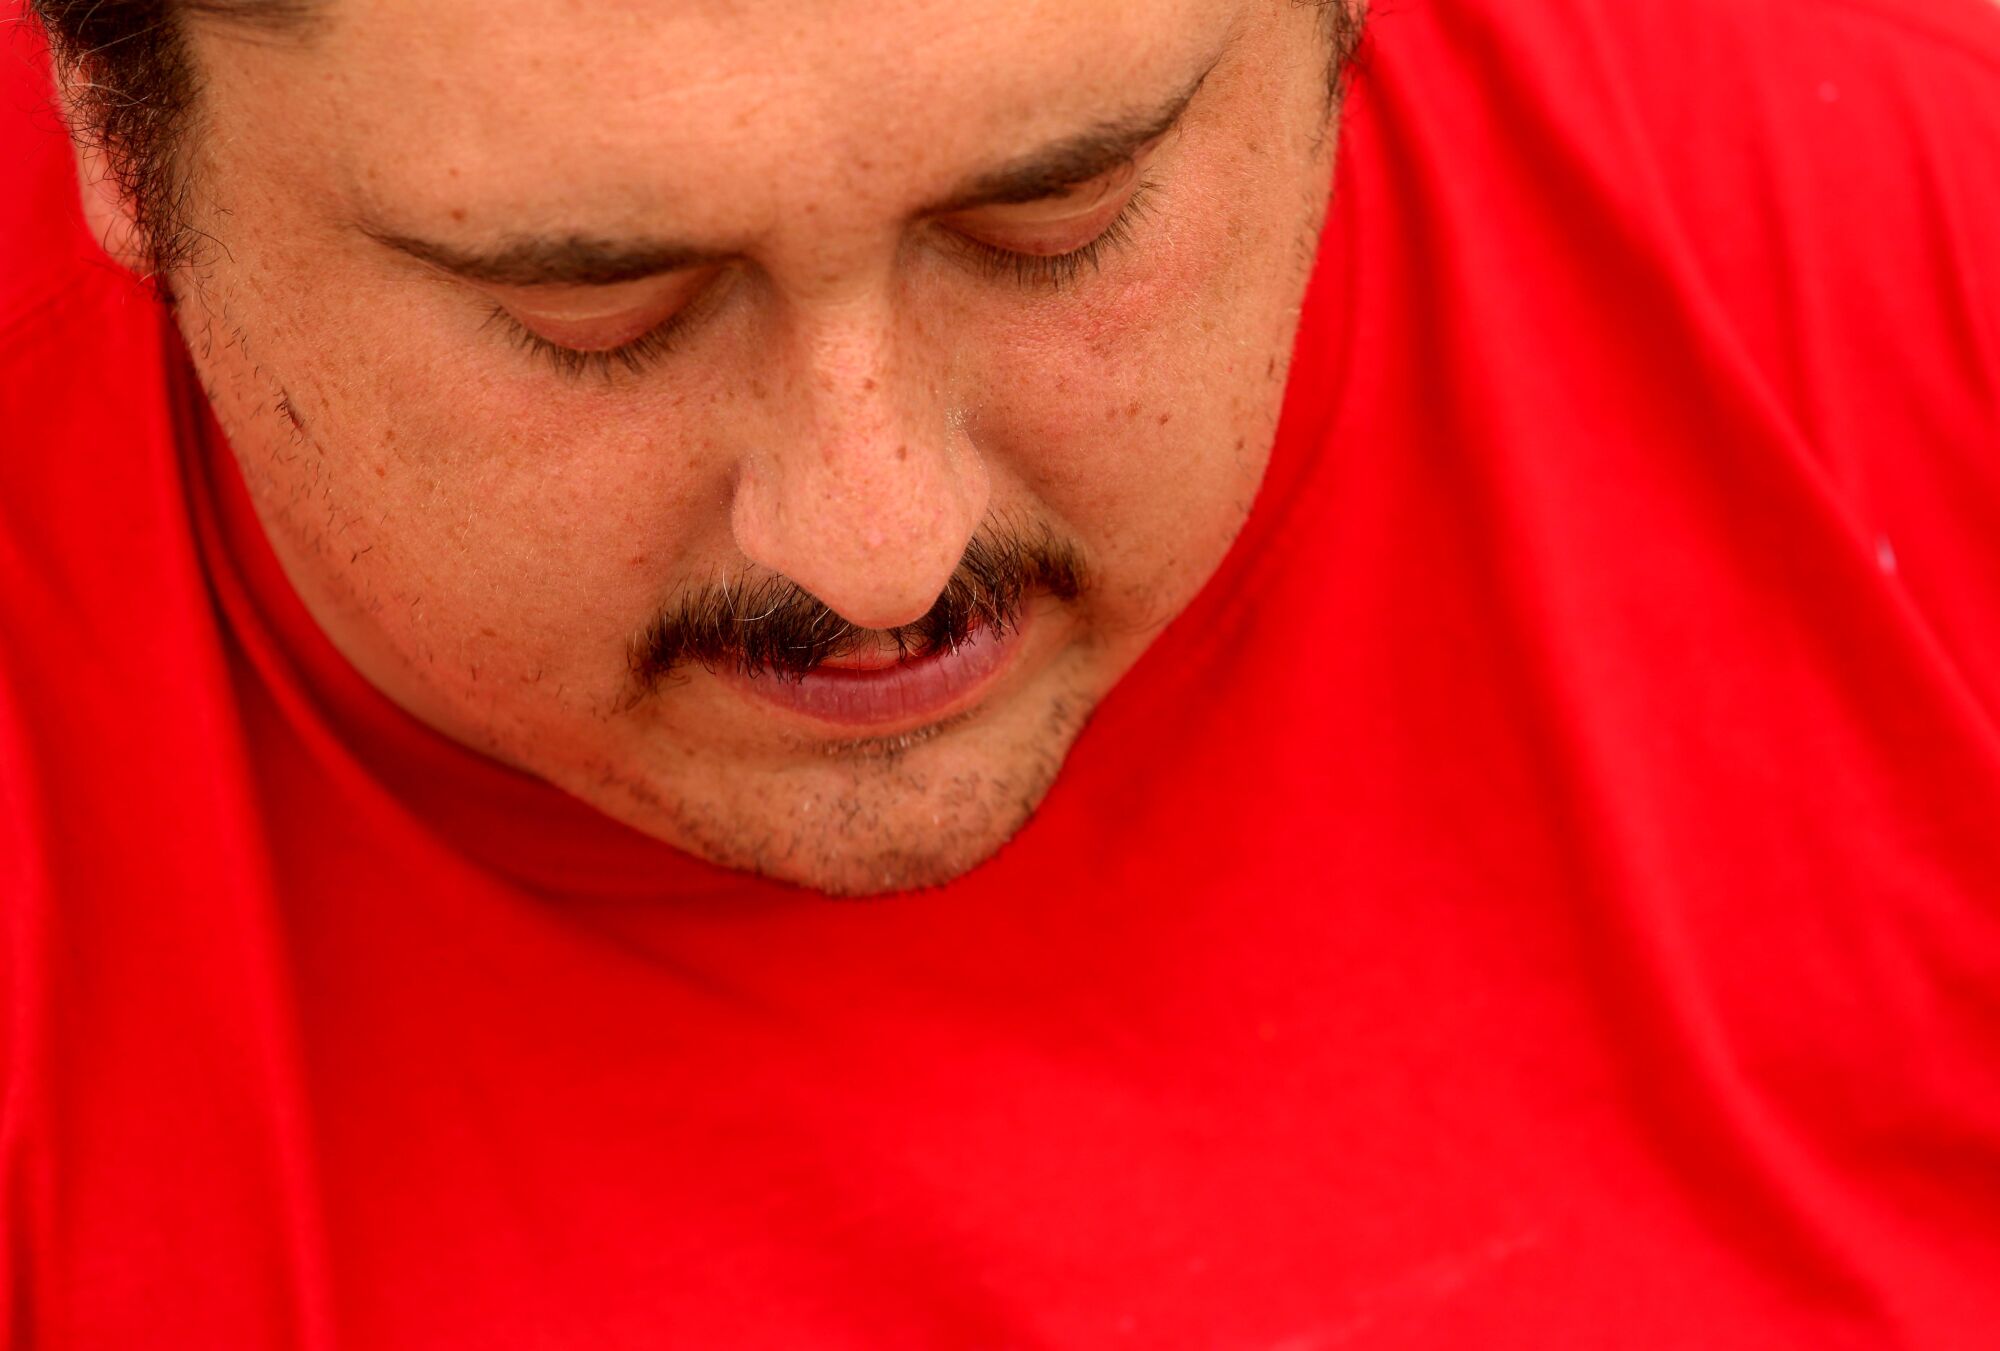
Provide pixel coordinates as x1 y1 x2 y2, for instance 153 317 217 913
7 1 2000 1345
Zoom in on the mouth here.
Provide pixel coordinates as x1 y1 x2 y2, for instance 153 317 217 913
721 615 1026 731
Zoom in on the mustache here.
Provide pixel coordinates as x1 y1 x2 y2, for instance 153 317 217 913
625 523 1088 693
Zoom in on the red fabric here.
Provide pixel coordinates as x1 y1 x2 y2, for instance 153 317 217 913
7 0 2000 1344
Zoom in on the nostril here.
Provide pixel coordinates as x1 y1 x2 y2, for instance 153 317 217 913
819 589 951 634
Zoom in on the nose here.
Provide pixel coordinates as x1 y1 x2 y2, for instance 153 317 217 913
730 296 989 631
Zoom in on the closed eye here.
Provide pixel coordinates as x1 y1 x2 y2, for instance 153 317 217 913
485 267 734 380
484 156 1162 378
940 179 1158 290
485 303 702 378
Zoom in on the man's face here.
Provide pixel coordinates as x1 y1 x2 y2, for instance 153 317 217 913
166 0 1340 894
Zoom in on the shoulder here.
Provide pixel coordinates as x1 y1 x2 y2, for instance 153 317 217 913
0 4 109 330
0 7 194 682
0 2 178 494
0 2 167 432
1808 0 2000 68
1350 0 2000 415
1361 0 2000 142
1378 0 2000 76
1349 0 2000 234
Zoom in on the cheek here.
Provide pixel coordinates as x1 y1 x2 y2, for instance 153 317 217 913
353 369 734 639
969 195 1294 590
200 266 731 698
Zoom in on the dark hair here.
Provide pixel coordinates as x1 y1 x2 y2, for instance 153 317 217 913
627 523 1088 695
29 1 313 277
1308 0 1369 100
31 0 1365 280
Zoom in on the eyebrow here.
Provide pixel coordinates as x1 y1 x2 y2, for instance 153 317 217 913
365 234 729 288
924 58 1217 213
365 51 1221 290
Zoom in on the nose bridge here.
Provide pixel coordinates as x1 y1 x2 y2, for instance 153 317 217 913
731 289 989 631
802 298 918 477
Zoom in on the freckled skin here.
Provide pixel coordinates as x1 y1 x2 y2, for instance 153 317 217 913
128 0 1344 895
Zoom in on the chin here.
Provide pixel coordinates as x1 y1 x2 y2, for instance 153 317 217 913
752 825 1030 899
560 671 1098 897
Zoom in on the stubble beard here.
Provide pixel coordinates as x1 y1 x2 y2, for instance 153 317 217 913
574 669 1101 897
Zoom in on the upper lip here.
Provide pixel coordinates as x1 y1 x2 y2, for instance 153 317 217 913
813 634 959 674
722 616 1021 729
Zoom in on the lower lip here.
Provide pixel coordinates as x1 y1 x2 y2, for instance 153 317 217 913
725 619 1024 729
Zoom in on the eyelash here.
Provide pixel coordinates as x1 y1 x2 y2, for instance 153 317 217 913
946 178 1158 291
493 178 1158 381
484 302 700 381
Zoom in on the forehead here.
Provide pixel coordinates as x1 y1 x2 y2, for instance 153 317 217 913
204 0 1233 229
